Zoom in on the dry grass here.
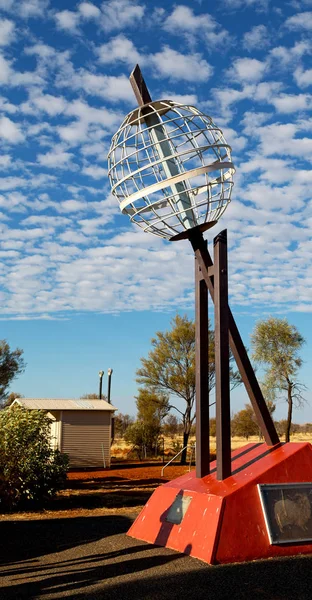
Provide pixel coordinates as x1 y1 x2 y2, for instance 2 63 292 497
111 432 312 459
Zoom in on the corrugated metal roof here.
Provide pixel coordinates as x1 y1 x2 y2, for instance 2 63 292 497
13 398 117 411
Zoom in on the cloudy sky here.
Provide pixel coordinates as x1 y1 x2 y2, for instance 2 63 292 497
0 0 311 422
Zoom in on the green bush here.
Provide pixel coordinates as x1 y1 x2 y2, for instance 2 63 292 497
0 405 68 510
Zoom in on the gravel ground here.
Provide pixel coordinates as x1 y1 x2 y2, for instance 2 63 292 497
0 513 312 600
1 464 312 599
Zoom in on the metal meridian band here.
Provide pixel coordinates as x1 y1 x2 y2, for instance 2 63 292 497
119 161 235 214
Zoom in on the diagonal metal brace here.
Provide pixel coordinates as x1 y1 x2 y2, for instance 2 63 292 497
188 228 280 447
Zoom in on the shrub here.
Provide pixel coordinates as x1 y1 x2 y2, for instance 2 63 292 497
0 405 68 510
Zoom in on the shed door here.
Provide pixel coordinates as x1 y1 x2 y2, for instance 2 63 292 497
61 411 111 468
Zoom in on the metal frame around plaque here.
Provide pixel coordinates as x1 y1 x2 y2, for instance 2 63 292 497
258 483 312 545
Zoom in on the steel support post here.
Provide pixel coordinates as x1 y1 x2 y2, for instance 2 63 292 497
190 229 279 447
214 230 231 480
195 251 210 478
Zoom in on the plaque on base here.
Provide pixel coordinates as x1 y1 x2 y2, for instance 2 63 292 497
258 482 312 545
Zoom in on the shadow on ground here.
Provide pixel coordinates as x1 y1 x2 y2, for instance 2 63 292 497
0 514 133 564
0 514 312 600
65 554 312 600
54 489 154 511
66 476 165 490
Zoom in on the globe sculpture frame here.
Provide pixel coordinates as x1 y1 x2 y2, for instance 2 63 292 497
108 99 234 241
107 66 312 565
108 64 279 480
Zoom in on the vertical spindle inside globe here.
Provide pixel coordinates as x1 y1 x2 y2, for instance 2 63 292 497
107 66 235 240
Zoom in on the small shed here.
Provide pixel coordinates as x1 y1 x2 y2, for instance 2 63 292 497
12 398 117 469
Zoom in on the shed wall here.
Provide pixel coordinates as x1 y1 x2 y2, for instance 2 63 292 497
60 410 111 468
49 411 61 451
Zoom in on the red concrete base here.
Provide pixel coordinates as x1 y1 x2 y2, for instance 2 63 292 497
128 442 312 564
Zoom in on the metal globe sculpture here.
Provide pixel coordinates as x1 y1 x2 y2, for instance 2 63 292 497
108 100 235 240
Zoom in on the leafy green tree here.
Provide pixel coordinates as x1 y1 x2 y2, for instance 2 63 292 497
3 392 24 408
163 414 180 438
251 317 306 442
124 421 161 459
136 388 169 426
114 413 134 438
275 419 301 438
127 389 169 458
231 405 259 439
136 314 240 464
0 340 25 406
0 405 68 510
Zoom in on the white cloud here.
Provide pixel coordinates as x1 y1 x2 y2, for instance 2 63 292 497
243 25 270 51
100 0 145 32
205 81 281 119
222 126 247 151
58 121 88 144
230 57 267 83
9 68 45 88
96 34 141 67
35 93 67 116
23 92 67 116
269 41 312 69
271 93 312 113
163 5 228 47
151 47 213 82
253 81 283 102
162 91 198 105
78 215 115 235
20 0 49 18
95 38 213 84
82 165 107 179
80 142 107 157
55 99 123 144
223 0 269 8
21 215 71 227
256 122 312 159
0 0 14 9
0 176 27 191
58 199 88 213
0 154 11 168
241 111 273 134
0 95 17 113
54 10 80 33
0 18 14 45
0 116 24 143
0 53 11 83
57 69 136 103
37 146 76 169
58 230 88 244
294 66 312 88
67 100 122 128
78 2 101 19
285 11 312 30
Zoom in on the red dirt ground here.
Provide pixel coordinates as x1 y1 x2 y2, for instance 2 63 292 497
0 463 193 520
67 462 191 482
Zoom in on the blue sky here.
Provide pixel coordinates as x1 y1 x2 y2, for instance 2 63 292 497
0 0 312 423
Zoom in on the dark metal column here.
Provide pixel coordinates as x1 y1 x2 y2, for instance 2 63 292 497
214 230 231 480
195 252 210 478
192 240 280 447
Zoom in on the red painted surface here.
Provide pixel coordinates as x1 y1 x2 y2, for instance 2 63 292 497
128 442 312 564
